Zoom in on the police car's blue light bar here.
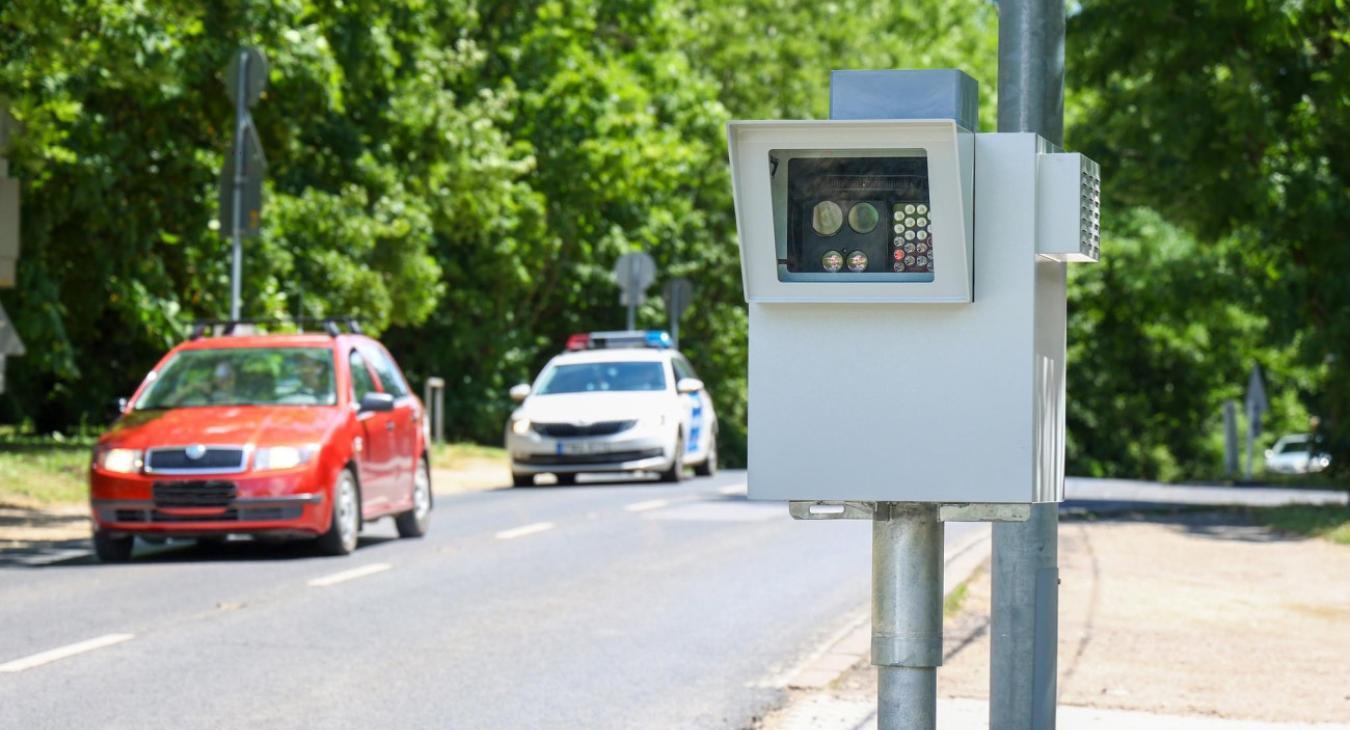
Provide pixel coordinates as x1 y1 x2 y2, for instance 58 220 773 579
569 330 673 350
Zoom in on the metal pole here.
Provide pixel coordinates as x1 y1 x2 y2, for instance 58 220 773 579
670 312 680 350
993 2 1064 729
626 262 637 331
423 377 446 444
1224 400 1239 477
434 383 445 444
873 503 944 730
229 50 248 321
1245 401 1256 479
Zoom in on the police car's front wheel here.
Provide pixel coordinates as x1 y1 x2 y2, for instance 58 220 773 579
658 435 685 483
694 436 717 478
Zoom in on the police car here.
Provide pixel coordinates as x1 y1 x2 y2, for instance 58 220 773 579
505 331 718 486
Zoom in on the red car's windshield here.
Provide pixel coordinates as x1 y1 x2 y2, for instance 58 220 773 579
135 347 337 409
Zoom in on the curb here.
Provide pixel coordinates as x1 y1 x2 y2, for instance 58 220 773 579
774 525 992 691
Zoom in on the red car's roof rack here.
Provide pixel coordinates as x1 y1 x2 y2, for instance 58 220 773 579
189 317 362 340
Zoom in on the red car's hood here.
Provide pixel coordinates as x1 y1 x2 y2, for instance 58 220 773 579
102 406 347 450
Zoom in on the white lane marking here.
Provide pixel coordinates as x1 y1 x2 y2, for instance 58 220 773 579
307 562 392 587
624 499 670 513
718 483 747 496
0 633 135 673
495 521 555 540
14 549 92 566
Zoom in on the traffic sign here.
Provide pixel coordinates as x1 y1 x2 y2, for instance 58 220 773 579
663 277 694 348
0 302 26 395
1245 364 1268 414
224 48 268 108
614 251 657 306
218 122 266 237
663 278 693 319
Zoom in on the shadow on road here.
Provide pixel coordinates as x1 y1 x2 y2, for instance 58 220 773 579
0 533 403 569
1062 506 1302 544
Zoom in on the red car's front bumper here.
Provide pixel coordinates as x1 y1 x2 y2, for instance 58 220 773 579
90 467 331 538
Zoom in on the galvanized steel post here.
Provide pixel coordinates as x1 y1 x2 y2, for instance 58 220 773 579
873 503 944 730
993 1 1065 728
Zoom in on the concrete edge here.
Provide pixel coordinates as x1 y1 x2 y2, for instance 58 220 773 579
777 525 992 691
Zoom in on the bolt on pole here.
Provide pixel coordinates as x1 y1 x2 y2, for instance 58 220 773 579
229 50 249 322
873 503 944 730
992 1 1065 728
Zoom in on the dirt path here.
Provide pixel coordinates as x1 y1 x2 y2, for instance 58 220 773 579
761 511 1350 728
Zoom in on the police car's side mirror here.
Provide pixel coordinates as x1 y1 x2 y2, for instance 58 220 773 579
676 377 704 394
509 384 531 402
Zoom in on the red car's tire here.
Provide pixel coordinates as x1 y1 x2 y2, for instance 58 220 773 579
316 468 360 556
93 529 134 563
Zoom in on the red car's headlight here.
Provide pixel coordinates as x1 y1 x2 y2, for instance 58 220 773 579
95 447 144 474
254 444 319 472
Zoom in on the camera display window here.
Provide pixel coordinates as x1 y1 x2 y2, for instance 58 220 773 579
776 154 934 282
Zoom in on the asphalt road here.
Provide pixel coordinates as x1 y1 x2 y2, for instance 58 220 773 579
0 470 983 730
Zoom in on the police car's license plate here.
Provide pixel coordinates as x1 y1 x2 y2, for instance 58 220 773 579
558 441 610 455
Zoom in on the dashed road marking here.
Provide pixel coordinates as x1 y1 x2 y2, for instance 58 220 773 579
0 633 135 673
717 483 747 496
624 499 669 513
307 562 392 587
495 522 555 540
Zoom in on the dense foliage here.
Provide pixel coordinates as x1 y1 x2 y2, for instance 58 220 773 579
1068 0 1348 475
0 0 1339 478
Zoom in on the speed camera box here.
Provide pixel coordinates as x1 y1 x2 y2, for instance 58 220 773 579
729 124 1088 504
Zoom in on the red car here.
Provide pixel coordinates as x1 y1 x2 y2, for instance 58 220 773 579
89 324 432 562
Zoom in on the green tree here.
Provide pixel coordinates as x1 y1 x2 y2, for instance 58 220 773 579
0 0 523 429
1068 0 1350 471
1066 208 1311 480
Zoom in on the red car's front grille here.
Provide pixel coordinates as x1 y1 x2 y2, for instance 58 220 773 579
152 480 238 508
112 506 302 523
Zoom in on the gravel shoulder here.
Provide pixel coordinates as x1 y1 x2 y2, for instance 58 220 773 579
760 510 1350 728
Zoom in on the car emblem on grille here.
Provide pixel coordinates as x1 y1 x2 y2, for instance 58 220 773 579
185 444 207 460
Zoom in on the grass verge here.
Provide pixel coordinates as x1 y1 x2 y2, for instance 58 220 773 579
0 433 94 508
428 441 508 469
943 580 970 619
1245 504 1350 545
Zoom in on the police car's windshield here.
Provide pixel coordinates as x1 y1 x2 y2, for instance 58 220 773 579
135 347 337 409
535 361 667 394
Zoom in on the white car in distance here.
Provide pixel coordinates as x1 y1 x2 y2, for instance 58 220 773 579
505 331 718 486
1264 433 1331 475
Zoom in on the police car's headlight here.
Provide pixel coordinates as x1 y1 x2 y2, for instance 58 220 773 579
511 418 531 436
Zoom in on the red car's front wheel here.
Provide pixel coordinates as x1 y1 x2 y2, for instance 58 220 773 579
316 468 360 556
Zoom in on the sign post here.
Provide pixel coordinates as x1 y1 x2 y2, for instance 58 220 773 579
1245 364 1269 479
220 47 268 321
662 278 693 348
613 251 656 331
0 99 20 287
